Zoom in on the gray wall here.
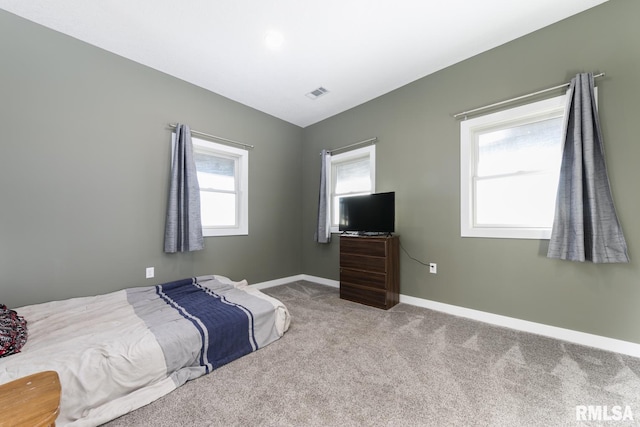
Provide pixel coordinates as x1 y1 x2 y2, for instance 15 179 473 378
0 10 303 308
301 0 640 344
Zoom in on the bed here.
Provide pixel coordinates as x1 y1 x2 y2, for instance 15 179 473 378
0 275 290 426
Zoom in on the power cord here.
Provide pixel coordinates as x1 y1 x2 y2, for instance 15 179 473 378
399 242 430 267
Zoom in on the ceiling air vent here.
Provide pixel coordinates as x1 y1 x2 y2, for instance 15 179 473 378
305 86 329 100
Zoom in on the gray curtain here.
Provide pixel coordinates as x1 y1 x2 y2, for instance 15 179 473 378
315 149 331 243
547 73 629 263
164 123 205 253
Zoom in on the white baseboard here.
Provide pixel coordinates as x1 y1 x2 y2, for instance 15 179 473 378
299 274 340 288
399 294 640 359
254 275 640 358
252 274 339 290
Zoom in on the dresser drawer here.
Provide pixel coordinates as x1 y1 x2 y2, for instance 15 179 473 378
340 268 386 290
340 254 386 273
340 283 386 308
340 237 387 257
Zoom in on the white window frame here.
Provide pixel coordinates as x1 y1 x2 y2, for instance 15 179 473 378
328 145 376 234
188 136 248 237
460 94 567 240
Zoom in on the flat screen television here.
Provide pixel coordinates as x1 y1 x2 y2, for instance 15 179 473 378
339 192 395 235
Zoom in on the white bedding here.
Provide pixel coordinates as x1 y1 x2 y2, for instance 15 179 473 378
0 275 290 426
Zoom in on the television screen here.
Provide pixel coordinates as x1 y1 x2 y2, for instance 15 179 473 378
339 192 395 234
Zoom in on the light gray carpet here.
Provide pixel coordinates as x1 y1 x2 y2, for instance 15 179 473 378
103 281 640 426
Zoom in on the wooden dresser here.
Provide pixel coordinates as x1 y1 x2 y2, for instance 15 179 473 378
339 234 399 309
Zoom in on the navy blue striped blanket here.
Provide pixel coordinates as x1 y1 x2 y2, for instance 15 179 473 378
127 275 290 384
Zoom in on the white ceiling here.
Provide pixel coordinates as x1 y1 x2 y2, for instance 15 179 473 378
0 0 608 128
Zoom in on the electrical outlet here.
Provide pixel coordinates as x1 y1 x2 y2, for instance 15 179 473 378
429 263 437 274
145 267 155 279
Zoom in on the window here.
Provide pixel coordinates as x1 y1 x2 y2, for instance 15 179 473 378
460 94 567 239
191 137 248 236
328 145 376 233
